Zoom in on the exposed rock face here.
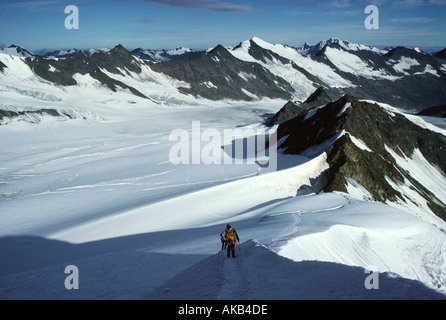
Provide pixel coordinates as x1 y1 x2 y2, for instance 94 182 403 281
26 45 148 99
25 44 294 102
0 108 62 124
277 95 446 221
268 87 334 126
148 44 294 101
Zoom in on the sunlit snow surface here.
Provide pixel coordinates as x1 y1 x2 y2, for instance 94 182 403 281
0 53 446 300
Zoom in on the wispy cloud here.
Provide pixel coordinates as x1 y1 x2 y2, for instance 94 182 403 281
314 0 446 6
392 0 446 6
325 0 353 7
391 0 425 7
327 10 360 16
314 0 386 8
2 1 59 8
287 9 360 16
143 0 256 12
391 17 434 23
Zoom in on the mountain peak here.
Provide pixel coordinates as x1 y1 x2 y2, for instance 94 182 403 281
111 44 128 52
208 44 230 56
1 44 34 57
303 87 332 105
296 38 345 56
385 46 426 59
268 87 334 126
327 37 341 43
105 44 136 62
250 36 272 48
250 36 264 42
8 44 29 50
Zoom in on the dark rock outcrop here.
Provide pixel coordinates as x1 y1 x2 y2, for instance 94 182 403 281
417 104 446 118
268 87 334 126
26 45 149 99
148 44 294 101
434 48 446 61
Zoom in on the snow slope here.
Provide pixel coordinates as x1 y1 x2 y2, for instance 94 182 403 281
323 47 400 80
229 37 353 92
1 52 446 300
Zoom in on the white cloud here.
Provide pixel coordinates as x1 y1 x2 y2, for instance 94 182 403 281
391 17 434 23
324 0 353 7
143 0 256 12
1 1 59 8
392 0 425 7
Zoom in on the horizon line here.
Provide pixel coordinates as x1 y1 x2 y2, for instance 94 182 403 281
1 37 445 54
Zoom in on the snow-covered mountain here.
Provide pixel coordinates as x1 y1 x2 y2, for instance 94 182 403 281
44 49 87 59
29 48 110 59
1 37 445 110
131 46 195 62
4 44 195 62
1 37 446 300
228 37 446 110
0 44 35 57
295 38 387 56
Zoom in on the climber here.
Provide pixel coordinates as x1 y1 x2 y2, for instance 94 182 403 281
225 224 240 258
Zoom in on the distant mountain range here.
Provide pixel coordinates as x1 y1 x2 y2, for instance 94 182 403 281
1 37 446 110
3 38 444 60
1 44 195 62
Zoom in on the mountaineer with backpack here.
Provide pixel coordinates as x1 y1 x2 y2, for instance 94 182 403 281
225 224 240 258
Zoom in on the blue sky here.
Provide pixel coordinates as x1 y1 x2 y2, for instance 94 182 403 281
0 0 445 52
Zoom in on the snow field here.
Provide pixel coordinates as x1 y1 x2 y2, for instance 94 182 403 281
2 104 445 299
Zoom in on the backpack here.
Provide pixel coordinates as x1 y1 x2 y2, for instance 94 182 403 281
226 228 236 244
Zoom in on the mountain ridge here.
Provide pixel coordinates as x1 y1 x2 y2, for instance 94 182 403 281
1 37 446 109
277 93 446 222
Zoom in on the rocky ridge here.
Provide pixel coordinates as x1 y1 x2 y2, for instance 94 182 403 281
276 93 446 221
